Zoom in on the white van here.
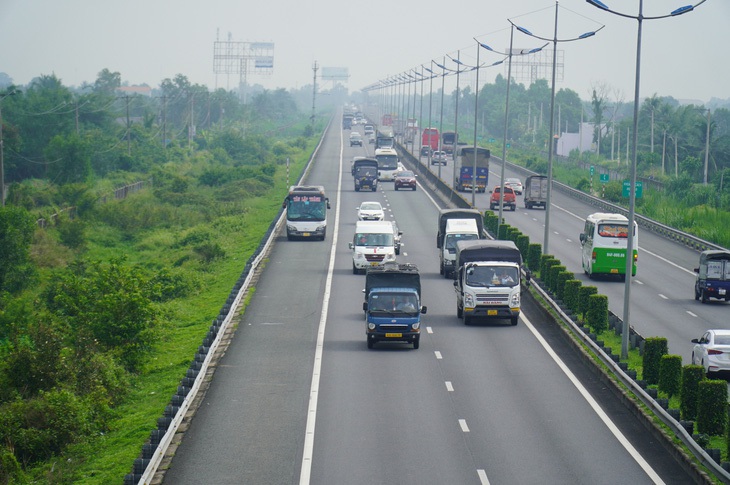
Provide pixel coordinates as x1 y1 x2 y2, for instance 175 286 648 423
349 221 397 274
440 218 481 277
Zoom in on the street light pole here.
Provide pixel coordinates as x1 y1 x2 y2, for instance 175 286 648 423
587 0 707 359
512 3 601 254
703 108 711 185
437 57 446 180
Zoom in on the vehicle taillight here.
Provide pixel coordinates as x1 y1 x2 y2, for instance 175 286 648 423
633 253 638 262
592 251 597 260
708 349 724 355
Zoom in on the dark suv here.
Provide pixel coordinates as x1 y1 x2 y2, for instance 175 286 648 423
394 170 417 191
489 186 516 211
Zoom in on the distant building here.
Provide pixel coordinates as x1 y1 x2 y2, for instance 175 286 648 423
556 122 595 157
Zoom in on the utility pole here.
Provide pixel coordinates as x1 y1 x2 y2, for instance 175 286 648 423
311 61 318 127
125 95 131 156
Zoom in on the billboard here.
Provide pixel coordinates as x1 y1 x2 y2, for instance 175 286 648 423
255 56 274 69
321 67 349 81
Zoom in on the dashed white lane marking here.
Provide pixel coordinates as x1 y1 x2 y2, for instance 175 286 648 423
459 419 470 432
445 381 454 392
477 469 491 485
658 294 668 300
434 351 443 360
687 311 698 318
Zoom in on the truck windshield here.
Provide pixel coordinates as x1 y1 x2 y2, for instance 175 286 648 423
445 233 479 251
369 293 418 314
355 166 376 178
466 265 518 287
355 233 394 247
286 197 326 221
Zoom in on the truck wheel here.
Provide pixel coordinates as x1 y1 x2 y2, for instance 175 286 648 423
701 289 708 304
413 337 420 349
464 315 472 326
372 186 376 192
355 186 360 192
456 303 463 319
367 338 374 349
353 263 358 275
394 185 398 191
413 186 417 191
694 287 700 301
439 263 444 275
510 316 519 326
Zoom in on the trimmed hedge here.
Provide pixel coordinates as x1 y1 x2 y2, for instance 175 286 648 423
696 380 728 435
516 234 529 260
577 285 598 321
483 211 498 235
527 243 541 271
680 364 705 421
643 337 668 385
498 223 510 240
556 271 573 301
586 294 609 334
541 257 559 289
564 279 582 314
658 354 682 398
549 265 566 294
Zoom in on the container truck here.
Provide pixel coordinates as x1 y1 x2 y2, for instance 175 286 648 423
363 263 427 349
455 147 490 192
524 175 548 209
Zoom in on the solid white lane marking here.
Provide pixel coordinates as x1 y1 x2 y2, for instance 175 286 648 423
299 126 344 485
434 351 443 360
445 381 454 392
521 313 665 484
459 419 470 432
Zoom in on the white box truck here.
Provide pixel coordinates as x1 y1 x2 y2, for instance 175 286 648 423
349 221 397 274
439 219 481 278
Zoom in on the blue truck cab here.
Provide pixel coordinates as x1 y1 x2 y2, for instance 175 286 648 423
363 263 426 349
694 250 730 303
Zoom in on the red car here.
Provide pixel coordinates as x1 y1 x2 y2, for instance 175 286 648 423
489 186 516 211
394 170 417 191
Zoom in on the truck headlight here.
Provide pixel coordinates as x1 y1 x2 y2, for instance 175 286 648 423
317 224 326 232
385 253 396 262
411 322 420 330
511 293 520 306
464 294 474 307
368 323 376 330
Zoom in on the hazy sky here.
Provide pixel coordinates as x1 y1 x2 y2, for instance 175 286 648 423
1 0 728 103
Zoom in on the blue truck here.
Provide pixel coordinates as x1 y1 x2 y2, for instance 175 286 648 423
363 263 427 349
455 147 490 192
351 157 379 192
694 250 730 303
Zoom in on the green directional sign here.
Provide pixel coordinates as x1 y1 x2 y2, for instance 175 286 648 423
599 173 609 183
590 165 595 176
506 143 511 148
622 180 643 198
489 138 496 143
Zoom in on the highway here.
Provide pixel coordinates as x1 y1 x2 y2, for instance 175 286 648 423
401 136 729 364
162 121 698 484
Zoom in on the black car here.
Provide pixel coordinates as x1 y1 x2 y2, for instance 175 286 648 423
420 145 432 157
394 170 417 191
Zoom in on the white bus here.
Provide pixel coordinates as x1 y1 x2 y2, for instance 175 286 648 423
282 185 330 241
374 147 399 181
579 212 638 280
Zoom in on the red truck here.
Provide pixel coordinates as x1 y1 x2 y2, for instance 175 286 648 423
489 186 517 211
421 128 439 151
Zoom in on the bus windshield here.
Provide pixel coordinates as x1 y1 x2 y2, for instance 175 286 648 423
286 196 326 222
376 155 399 170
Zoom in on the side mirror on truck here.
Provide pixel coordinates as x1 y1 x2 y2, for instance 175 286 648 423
363 302 368 311
421 306 428 314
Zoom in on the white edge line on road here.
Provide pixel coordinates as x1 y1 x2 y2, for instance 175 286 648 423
298 128 344 485
521 313 665 484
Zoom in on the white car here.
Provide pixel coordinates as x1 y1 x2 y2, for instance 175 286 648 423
504 178 524 195
691 329 730 375
357 201 385 221
431 151 448 165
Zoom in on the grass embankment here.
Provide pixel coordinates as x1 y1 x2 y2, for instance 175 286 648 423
24 137 318 483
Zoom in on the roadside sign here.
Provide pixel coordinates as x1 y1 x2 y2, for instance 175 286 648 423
622 180 643 198
590 165 595 176
599 173 609 183
489 138 495 143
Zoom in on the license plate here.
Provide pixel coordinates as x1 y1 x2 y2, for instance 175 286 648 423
370 262 379 266
385 333 402 338
610 269 618 274
303 232 310 237
488 310 498 316
721 289 727 295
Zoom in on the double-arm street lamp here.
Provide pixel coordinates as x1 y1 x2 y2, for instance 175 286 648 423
510 3 603 257
587 0 707 359
479 26 546 232
0 89 18 207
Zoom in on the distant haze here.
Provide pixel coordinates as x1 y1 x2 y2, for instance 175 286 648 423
1 0 728 103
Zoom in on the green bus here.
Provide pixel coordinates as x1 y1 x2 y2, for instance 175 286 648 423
580 212 638 281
